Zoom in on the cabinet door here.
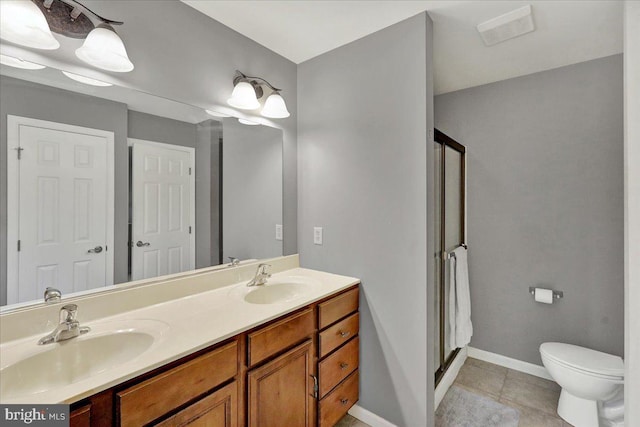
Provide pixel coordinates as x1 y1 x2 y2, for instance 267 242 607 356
248 340 314 427
69 404 91 427
155 382 237 427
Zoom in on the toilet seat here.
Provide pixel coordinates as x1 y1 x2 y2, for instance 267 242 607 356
540 343 624 380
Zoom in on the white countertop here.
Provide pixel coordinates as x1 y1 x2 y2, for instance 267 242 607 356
0 265 359 404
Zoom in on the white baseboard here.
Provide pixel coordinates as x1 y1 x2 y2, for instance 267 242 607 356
467 346 553 381
348 404 397 427
435 346 468 409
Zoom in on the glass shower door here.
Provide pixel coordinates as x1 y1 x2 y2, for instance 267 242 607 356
434 130 466 384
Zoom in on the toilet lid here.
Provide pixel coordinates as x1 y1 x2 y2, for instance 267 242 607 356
540 343 624 378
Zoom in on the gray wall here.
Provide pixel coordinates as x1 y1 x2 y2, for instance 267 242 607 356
0 75 129 303
6 0 298 256
435 54 624 364
298 13 434 426
223 119 283 261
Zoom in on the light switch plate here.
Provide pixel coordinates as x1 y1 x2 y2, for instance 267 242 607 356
275 224 283 241
313 227 323 245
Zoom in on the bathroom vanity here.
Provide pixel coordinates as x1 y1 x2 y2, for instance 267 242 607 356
0 256 360 427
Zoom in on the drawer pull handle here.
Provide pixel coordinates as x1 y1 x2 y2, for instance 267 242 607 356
339 330 350 338
339 362 349 370
340 398 349 405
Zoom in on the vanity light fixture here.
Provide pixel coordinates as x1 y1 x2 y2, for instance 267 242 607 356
0 0 60 50
76 24 133 72
0 54 46 70
228 70 290 118
61 70 112 86
0 0 134 72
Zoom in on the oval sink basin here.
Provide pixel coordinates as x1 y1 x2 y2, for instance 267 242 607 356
0 319 169 400
241 276 321 305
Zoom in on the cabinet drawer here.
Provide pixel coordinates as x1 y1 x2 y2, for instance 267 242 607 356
117 340 238 427
318 287 359 329
154 381 237 427
319 312 359 358
248 307 314 367
318 337 359 397
319 370 359 427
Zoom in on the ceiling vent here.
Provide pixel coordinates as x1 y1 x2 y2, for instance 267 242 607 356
477 5 535 46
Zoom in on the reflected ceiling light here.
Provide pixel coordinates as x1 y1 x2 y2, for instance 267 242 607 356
228 70 290 119
62 70 112 86
0 0 60 50
0 54 46 70
76 24 134 72
206 109 232 118
238 118 260 126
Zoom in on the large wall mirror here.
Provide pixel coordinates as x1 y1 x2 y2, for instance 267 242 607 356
0 63 284 309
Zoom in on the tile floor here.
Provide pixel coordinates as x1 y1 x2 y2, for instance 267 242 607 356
336 357 571 427
449 357 574 426
335 414 370 427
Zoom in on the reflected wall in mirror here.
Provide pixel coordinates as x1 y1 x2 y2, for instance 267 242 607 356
0 66 284 308
223 119 283 261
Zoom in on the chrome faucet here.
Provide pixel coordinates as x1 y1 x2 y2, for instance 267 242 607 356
38 304 90 345
228 257 240 267
247 263 271 287
44 287 61 304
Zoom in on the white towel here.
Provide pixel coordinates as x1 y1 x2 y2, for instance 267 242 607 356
449 246 473 349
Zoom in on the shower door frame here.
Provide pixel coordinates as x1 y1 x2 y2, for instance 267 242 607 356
434 129 466 386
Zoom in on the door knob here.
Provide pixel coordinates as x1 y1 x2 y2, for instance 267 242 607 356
136 241 150 247
87 246 103 253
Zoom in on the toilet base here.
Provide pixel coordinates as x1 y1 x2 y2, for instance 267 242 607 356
558 389 599 427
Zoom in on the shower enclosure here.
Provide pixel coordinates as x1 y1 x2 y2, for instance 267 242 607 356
434 129 466 385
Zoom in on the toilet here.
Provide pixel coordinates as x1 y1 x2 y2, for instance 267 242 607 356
540 343 624 427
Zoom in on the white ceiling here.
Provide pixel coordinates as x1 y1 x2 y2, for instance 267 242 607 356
182 1 623 95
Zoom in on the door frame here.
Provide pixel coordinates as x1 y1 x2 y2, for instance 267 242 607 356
128 138 196 274
6 115 115 303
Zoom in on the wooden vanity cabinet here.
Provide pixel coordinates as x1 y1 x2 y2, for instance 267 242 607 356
316 287 360 427
69 284 360 427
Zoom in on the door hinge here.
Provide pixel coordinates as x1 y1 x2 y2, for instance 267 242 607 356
188 167 192 176
17 240 21 251
189 226 192 234
15 147 24 160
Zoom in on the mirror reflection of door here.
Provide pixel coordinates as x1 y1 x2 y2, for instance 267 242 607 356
6 116 115 304
130 139 195 281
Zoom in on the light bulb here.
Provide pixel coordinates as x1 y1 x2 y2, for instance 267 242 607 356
261 92 290 118
227 81 260 110
0 0 60 50
76 24 134 73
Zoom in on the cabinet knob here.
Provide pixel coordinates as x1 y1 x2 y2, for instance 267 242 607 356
339 362 349 370
339 330 350 338
340 398 349 405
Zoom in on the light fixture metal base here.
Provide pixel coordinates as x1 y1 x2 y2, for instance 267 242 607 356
35 0 124 39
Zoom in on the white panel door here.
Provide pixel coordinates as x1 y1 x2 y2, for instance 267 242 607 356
131 140 194 280
10 121 113 303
